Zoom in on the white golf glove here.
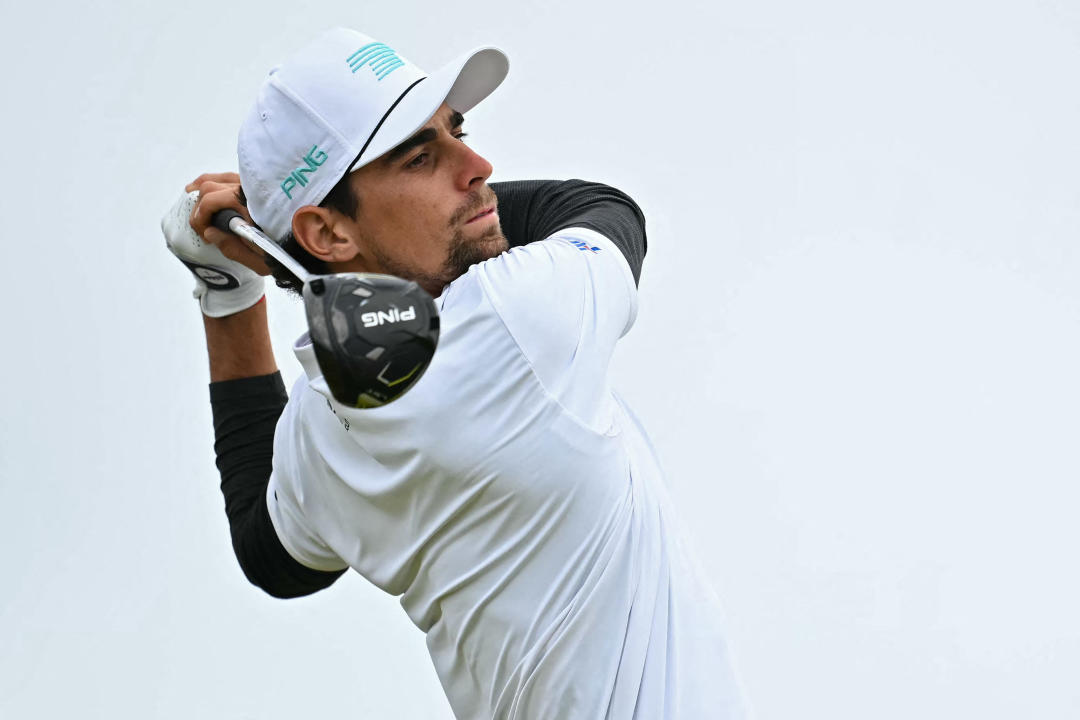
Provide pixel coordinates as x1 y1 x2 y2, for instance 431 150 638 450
161 190 266 318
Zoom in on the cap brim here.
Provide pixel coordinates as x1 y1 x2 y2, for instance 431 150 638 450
348 46 508 173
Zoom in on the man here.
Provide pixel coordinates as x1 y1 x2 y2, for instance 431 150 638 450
163 28 747 719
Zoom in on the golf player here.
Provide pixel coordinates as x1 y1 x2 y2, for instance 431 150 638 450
163 28 747 719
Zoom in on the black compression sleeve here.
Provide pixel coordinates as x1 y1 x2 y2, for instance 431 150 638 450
490 179 648 284
210 373 346 599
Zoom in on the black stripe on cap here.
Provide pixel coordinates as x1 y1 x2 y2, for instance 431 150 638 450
349 76 427 170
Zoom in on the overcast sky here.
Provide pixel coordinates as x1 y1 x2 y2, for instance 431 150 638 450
1 0 1078 718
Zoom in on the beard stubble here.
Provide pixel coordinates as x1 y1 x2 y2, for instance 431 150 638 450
372 187 509 297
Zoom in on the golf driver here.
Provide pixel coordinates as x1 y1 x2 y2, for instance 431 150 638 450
211 209 440 408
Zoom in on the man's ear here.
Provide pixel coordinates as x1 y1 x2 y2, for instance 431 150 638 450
291 206 361 263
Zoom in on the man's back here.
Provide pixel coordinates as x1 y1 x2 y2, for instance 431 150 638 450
269 227 746 718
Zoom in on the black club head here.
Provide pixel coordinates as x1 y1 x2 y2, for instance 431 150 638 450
303 273 440 408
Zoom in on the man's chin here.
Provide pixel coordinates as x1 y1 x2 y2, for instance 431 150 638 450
480 225 510 259
453 224 508 268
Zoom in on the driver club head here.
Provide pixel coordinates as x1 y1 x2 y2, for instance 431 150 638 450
302 273 440 408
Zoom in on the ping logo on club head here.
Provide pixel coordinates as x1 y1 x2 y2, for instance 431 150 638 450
280 145 329 199
361 306 416 328
346 43 405 81
569 238 601 253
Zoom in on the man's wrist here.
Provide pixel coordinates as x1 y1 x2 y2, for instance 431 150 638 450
203 298 278 382
197 276 267 318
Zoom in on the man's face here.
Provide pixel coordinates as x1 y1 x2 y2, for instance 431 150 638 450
337 103 508 297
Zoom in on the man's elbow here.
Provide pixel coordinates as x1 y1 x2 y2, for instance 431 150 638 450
232 523 346 599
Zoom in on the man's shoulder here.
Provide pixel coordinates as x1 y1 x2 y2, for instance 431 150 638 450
457 228 634 323
448 227 625 293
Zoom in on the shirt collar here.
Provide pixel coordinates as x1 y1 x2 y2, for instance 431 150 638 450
293 332 334 401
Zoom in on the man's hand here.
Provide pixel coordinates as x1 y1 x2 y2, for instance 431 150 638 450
186 173 272 276
162 173 266 317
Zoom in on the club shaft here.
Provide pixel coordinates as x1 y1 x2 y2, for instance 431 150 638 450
227 217 312 284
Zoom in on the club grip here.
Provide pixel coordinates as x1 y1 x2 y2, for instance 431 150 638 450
211 209 244 234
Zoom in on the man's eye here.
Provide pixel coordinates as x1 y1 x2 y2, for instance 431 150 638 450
455 132 468 141
407 153 428 168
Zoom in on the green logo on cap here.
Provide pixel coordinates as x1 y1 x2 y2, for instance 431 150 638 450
281 145 329 199
347 43 404 81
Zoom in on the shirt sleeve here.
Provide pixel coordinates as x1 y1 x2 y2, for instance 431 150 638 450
209 373 347 598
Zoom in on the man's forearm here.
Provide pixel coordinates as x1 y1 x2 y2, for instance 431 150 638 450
491 180 647 283
203 301 346 597
203 298 277 381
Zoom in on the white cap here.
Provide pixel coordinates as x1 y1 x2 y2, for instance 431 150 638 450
237 28 509 242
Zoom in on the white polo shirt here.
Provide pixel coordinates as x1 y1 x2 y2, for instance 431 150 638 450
268 227 747 719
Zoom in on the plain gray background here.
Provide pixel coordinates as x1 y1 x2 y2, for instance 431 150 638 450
1 0 1077 717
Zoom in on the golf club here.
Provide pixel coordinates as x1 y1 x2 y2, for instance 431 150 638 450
211 209 440 408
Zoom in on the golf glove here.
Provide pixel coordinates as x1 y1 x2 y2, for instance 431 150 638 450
161 190 265 317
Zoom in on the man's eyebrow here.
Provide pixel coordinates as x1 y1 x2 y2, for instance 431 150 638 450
383 112 467 164
384 128 437 163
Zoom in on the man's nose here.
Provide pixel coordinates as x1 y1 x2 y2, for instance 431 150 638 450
453 140 493 191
